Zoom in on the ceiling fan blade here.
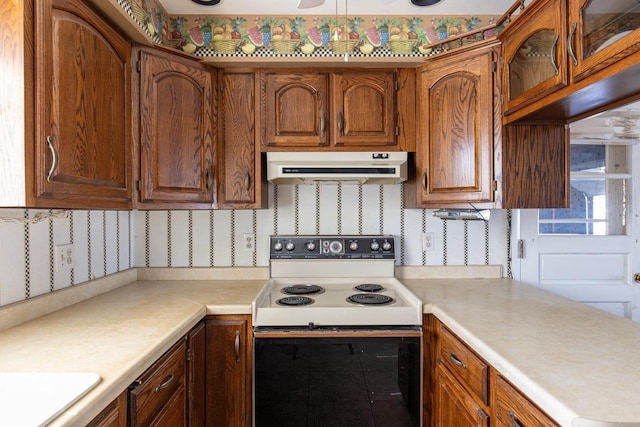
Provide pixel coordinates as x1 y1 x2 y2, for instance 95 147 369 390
297 0 326 9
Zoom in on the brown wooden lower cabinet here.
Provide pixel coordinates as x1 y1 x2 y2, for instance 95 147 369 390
429 316 560 427
434 362 490 427
492 372 559 427
86 390 127 427
187 321 206 427
205 315 252 427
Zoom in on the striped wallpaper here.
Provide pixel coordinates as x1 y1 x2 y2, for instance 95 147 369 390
0 183 509 307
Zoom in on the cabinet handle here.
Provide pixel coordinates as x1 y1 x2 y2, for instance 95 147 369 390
154 371 174 393
337 111 344 136
449 351 467 369
244 168 251 195
508 410 524 427
567 22 578 67
549 34 559 76
46 136 58 183
234 330 241 363
320 111 326 137
421 170 427 193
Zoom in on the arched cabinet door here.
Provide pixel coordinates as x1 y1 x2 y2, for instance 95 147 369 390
35 0 132 208
416 42 498 207
138 48 215 206
331 71 397 148
262 71 330 148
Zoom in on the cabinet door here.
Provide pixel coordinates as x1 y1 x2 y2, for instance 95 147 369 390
34 0 132 208
417 44 496 206
187 322 206 427
434 363 489 427
262 71 329 148
568 0 640 82
86 391 127 427
218 70 265 209
139 49 215 205
331 71 396 148
500 0 568 115
205 315 252 427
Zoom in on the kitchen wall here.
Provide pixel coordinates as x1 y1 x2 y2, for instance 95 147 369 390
0 183 509 307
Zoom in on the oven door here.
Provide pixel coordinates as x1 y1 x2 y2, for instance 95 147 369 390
253 327 422 427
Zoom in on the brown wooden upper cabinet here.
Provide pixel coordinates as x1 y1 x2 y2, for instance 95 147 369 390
412 41 500 208
500 0 568 117
260 70 398 151
33 0 132 208
137 48 216 208
218 69 266 209
568 0 640 83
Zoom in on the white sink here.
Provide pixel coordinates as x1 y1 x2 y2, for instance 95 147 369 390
0 372 100 426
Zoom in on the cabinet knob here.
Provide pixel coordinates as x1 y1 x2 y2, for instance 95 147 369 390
337 111 344 136
567 22 578 67
46 136 59 183
549 34 559 76
234 330 241 363
244 168 251 195
154 371 175 394
421 169 427 193
320 111 326 137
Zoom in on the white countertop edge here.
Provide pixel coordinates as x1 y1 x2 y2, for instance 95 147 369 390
137 267 269 281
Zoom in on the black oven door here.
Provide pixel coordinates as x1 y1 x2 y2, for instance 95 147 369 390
253 327 421 427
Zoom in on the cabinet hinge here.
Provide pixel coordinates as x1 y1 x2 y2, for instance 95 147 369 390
136 180 141 191
492 180 498 192
136 60 141 72
186 348 191 362
395 80 399 91
220 82 224 92
395 126 400 136
492 61 497 72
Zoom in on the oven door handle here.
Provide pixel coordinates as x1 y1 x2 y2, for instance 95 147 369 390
253 327 422 339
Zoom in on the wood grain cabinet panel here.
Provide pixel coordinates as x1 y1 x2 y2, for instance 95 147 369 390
138 48 215 207
218 69 266 209
331 71 396 148
187 321 206 427
493 373 559 427
86 391 127 427
262 71 329 148
434 363 490 427
33 0 132 208
414 41 499 207
205 315 252 427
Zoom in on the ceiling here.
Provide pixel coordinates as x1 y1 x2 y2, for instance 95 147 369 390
159 0 517 16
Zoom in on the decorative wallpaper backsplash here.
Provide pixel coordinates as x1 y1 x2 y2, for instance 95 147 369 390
0 184 509 308
123 0 499 58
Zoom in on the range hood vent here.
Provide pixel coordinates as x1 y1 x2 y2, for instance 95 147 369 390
267 152 408 185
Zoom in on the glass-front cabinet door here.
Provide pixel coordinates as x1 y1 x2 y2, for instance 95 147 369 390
500 0 568 115
569 0 640 82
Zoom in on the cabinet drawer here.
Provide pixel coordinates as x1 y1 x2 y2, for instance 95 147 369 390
495 375 558 427
129 339 186 426
437 324 489 405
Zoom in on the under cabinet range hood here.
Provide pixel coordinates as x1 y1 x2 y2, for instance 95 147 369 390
266 151 408 184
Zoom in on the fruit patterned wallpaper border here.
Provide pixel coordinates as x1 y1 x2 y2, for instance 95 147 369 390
124 0 500 58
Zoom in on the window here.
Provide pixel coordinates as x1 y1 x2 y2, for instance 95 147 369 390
539 110 636 236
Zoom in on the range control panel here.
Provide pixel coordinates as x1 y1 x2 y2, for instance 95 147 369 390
270 235 395 260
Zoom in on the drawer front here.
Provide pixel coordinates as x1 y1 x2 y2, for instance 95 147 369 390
129 339 187 426
437 324 489 405
495 375 558 427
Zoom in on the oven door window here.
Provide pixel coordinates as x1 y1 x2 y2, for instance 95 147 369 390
254 336 421 427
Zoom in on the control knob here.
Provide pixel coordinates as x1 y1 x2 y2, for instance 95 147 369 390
349 241 359 251
382 241 392 251
306 241 316 251
329 240 343 254
285 242 295 251
274 242 283 251
370 241 380 251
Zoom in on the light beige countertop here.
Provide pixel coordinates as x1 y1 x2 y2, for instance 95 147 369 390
0 273 266 426
0 267 639 426
404 278 640 427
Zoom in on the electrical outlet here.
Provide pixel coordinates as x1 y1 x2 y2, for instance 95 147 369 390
55 244 74 271
422 232 435 252
243 233 255 253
